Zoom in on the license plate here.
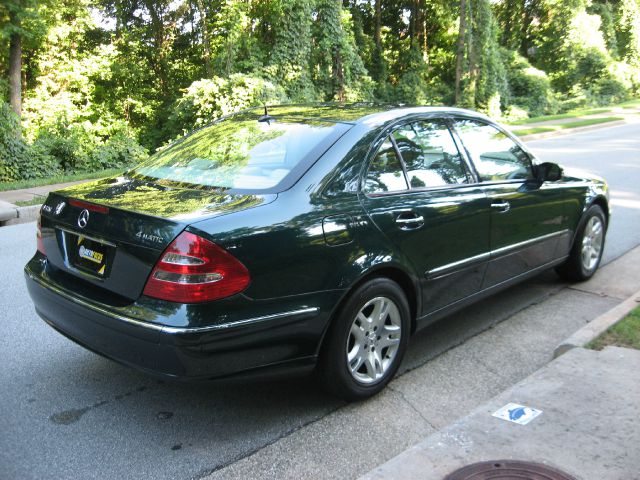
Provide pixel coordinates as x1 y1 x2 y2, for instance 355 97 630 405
72 235 111 277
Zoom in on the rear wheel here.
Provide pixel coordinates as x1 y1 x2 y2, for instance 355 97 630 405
318 278 410 401
556 204 606 281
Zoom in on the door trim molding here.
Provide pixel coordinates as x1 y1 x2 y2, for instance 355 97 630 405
426 229 569 280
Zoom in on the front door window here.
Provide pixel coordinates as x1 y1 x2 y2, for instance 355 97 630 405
454 119 533 182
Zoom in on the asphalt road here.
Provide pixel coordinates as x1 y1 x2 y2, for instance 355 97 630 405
1 122 639 480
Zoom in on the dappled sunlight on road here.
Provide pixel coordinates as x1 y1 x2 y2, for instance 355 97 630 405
611 190 640 198
611 198 640 210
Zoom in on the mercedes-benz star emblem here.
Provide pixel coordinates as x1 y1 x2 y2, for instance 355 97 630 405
77 209 90 229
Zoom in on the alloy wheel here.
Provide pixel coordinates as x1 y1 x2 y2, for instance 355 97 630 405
346 296 402 384
581 216 604 271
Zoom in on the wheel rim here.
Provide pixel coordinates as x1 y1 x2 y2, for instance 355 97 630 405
581 216 604 271
346 296 402 384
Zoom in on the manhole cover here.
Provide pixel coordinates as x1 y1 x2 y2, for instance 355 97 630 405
444 460 577 480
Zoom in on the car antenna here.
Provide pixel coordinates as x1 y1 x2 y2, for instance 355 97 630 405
258 103 274 125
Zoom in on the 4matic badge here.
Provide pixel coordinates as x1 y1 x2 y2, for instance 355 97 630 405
136 230 163 244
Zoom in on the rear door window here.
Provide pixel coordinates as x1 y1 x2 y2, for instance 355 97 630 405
392 121 469 188
363 138 409 194
453 119 533 182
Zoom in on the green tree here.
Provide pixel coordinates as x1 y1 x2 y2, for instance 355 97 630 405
617 0 640 66
456 0 508 113
0 0 55 118
313 0 369 101
211 0 256 78
268 0 315 101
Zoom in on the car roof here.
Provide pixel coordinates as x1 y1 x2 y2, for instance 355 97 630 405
239 104 491 128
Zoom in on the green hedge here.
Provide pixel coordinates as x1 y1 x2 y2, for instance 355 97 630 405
1 102 147 183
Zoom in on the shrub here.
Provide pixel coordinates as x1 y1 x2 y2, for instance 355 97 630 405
168 75 288 136
32 123 95 172
502 105 530 123
593 76 629 103
1 103 60 183
556 87 591 112
0 103 31 182
27 116 147 174
88 132 148 169
502 50 553 116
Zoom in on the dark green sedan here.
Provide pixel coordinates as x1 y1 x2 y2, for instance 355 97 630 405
25 105 609 400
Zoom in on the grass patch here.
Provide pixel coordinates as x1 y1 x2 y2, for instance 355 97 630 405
559 116 623 129
512 126 557 136
508 98 640 126
618 99 640 109
509 108 613 125
15 197 46 207
588 306 640 351
0 168 126 192
512 116 623 136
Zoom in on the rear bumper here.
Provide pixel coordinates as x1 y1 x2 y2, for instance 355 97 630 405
25 258 335 381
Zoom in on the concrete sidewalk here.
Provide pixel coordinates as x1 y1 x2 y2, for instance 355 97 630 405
0 180 88 226
361 346 640 480
0 179 87 205
359 250 640 480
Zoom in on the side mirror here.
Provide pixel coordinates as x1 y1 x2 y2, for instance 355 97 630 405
536 162 563 182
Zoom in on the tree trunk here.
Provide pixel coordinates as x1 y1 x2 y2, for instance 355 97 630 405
333 46 345 102
414 0 428 63
520 0 532 58
8 11 22 118
196 0 213 77
143 0 171 98
409 0 416 45
374 0 381 50
371 0 384 82
455 0 467 105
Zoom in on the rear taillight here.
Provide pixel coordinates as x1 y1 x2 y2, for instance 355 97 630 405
143 231 250 303
37 209 45 255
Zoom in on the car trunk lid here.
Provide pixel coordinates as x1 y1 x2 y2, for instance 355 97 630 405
39 175 275 301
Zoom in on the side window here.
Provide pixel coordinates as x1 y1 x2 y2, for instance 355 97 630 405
454 119 533 182
393 121 469 188
363 137 409 193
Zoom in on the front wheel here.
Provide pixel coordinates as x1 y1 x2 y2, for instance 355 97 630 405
318 278 410 401
556 204 607 281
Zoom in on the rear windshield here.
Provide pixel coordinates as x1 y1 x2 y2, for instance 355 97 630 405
131 115 348 191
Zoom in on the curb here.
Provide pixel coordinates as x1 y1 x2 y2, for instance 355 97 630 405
517 119 628 142
0 204 42 227
0 199 16 222
554 288 640 358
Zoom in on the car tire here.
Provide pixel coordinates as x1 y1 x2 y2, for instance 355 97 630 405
555 204 607 282
318 278 411 401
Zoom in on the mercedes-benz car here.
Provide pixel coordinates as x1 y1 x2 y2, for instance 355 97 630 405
25 104 609 400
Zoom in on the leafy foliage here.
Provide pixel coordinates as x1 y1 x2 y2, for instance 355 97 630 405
268 0 316 101
168 75 287 136
2 0 640 183
0 102 60 182
502 50 553 116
